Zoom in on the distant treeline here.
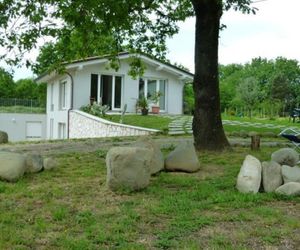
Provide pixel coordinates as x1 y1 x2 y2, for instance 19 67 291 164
184 57 300 117
0 68 46 106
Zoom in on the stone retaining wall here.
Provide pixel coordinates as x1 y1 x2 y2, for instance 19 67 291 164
69 110 159 139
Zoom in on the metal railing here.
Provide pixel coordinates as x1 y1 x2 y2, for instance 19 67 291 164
0 98 46 113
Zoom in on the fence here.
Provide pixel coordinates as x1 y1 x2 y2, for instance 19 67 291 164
0 98 46 114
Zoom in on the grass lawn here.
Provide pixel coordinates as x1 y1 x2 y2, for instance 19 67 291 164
102 113 300 137
0 146 299 249
222 114 299 126
0 105 46 114
105 114 171 131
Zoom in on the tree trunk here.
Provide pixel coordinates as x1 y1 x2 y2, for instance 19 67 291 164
191 0 230 151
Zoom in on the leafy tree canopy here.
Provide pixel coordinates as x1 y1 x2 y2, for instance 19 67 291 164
1 0 254 69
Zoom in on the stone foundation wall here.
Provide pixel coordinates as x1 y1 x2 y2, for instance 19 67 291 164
69 110 159 139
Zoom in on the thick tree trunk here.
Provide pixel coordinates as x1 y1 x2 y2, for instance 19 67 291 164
191 0 230 151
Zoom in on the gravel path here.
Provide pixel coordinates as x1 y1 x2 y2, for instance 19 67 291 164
0 136 290 156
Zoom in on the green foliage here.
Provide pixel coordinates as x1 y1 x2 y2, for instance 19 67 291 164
90 102 110 117
237 77 261 110
137 96 148 109
0 68 46 106
183 83 194 114
220 57 300 118
80 102 110 117
0 68 15 98
105 114 171 131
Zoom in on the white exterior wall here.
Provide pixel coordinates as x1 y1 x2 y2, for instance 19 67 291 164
46 76 70 139
72 60 138 112
0 113 46 142
44 57 187 140
69 110 158 138
142 64 184 114
71 59 184 114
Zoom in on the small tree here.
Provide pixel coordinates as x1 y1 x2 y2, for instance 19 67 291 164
237 77 261 118
0 68 15 98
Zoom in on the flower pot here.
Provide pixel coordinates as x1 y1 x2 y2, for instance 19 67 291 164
151 105 160 114
141 108 149 116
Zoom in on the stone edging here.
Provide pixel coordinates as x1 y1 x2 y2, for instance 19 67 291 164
72 110 159 133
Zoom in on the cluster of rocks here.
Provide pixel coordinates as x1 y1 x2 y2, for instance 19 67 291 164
106 137 200 191
236 148 300 196
0 151 58 182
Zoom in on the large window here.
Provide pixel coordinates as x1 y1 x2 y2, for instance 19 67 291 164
139 78 167 111
90 74 123 110
50 83 54 111
59 80 67 110
90 74 98 103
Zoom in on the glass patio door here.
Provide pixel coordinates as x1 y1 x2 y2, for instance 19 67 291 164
100 75 122 110
91 74 122 110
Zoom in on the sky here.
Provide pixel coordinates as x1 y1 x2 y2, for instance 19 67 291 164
167 0 300 72
3 0 300 80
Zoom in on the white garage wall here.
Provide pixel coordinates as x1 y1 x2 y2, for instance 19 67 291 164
0 113 46 142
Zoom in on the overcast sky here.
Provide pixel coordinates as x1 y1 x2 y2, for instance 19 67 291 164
167 0 300 72
4 0 300 80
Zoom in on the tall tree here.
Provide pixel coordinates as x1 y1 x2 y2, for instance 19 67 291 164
237 77 261 118
0 0 256 151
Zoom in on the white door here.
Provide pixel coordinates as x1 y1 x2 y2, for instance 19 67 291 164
26 122 42 140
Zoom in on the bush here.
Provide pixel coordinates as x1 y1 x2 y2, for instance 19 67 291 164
80 102 110 117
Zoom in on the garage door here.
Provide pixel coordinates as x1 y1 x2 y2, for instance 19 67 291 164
26 122 42 140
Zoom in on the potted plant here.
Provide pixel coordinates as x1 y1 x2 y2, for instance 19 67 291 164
150 91 163 114
137 96 149 115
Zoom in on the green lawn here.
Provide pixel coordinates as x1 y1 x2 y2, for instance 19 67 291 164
103 113 300 137
105 114 171 131
0 105 46 114
222 114 297 126
0 146 299 249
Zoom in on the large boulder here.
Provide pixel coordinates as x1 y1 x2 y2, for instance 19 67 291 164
236 155 262 193
133 137 164 175
271 148 299 167
106 147 152 191
0 131 8 144
165 141 200 173
43 157 58 170
0 152 26 182
281 165 300 184
275 182 300 196
25 154 43 173
262 161 282 192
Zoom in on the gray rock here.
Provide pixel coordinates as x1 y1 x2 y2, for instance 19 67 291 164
282 165 300 184
43 157 58 170
25 154 43 173
133 137 164 175
106 147 152 191
0 152 26 182
165 141 200 173
271 148 299 167
0 131 8 144
236 155 262 193
262 161 282 192
275 182 300 196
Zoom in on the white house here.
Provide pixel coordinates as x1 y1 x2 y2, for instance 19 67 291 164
36 52 193 140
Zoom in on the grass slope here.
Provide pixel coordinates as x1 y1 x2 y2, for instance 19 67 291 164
0 106 45 114
105 114 171 131
0 147 299 249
